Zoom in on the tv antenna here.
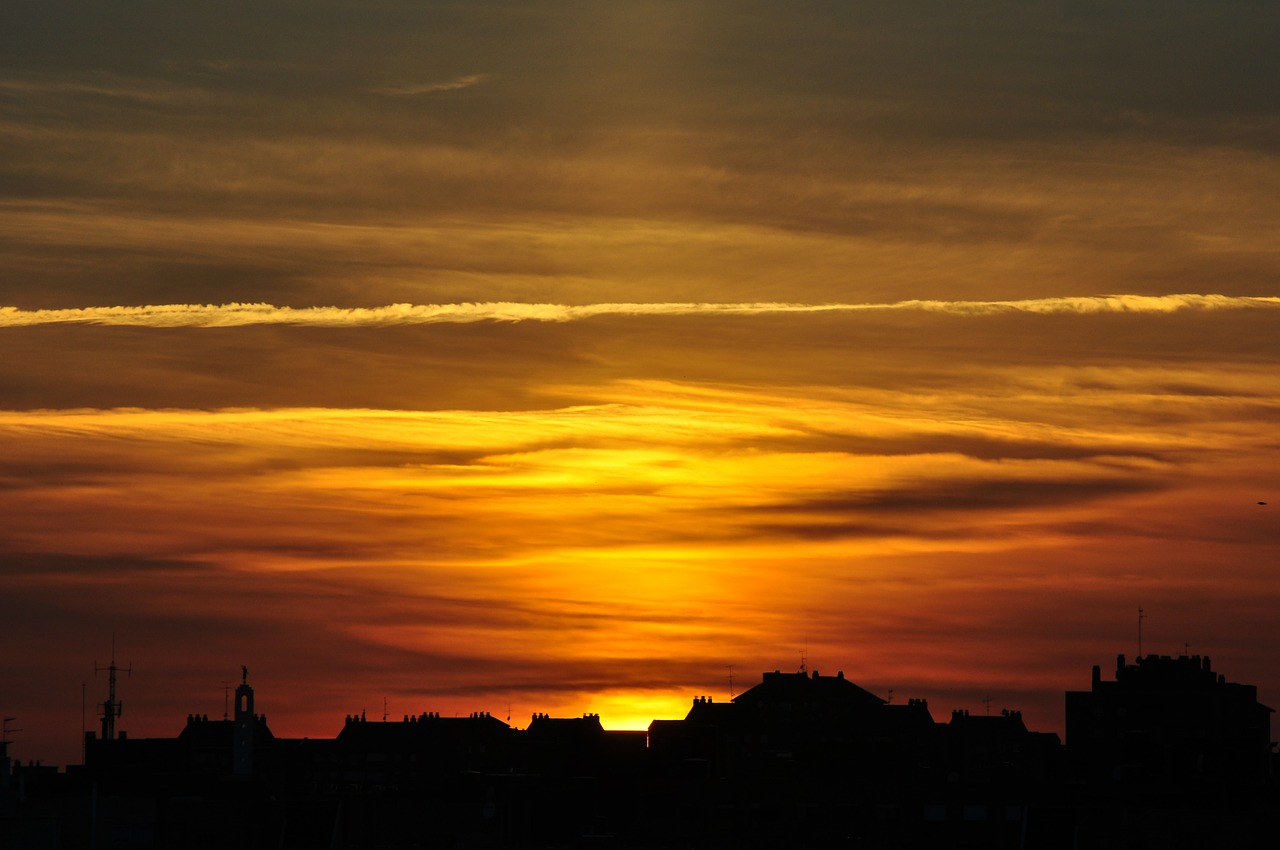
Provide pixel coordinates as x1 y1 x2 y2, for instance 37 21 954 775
94 635 131 740
1138 607 1145 657
383 697 389 723
726 664 735 699
982 696 993 716
2 716 19 762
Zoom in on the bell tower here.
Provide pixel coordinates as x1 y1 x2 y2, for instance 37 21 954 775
233 665 254 778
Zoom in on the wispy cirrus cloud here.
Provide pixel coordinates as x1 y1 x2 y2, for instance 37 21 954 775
2 294 1278 329
0 72 211 105
372 73 492 96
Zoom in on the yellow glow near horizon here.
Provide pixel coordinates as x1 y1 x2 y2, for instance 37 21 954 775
583 692 701 732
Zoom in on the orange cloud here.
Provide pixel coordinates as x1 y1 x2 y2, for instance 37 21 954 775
3 294 1278 328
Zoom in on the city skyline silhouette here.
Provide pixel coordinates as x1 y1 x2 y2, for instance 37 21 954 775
2 3 1279 843
5 652 1275 847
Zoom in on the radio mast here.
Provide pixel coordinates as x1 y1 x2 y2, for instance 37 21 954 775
1137 607 1145 657
95 636 131 740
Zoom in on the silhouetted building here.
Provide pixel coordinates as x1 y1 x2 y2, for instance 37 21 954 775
944 708 1063 786
326 709 515 785
1066 653 1276 848
643 670 1067 847
84 712 274 790
1067 653 1273 790
525 712 645 776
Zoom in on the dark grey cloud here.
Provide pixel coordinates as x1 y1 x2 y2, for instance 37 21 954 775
734 475 1169 543
0 323 597 409
782 476 1167 513
4 309 1280 412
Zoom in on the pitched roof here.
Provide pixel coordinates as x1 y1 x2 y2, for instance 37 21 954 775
734 670 887 710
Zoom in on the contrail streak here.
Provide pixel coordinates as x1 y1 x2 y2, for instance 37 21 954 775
2 295 1278 328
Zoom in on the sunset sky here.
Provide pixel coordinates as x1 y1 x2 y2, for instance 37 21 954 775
3 2 1279 767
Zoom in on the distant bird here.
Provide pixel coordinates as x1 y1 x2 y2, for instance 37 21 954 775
1259 501 1268 506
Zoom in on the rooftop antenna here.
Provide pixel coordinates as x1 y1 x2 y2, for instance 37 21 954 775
222 682 232 720
383 697 389 723
726 664 735 699
982 696 993 716
94 635 131 740
1138 607 1145 657
2 716 19 762
799 639 808 675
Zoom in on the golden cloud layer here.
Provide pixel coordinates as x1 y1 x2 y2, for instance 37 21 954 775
3 372 1275 707
3 294 1279 328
